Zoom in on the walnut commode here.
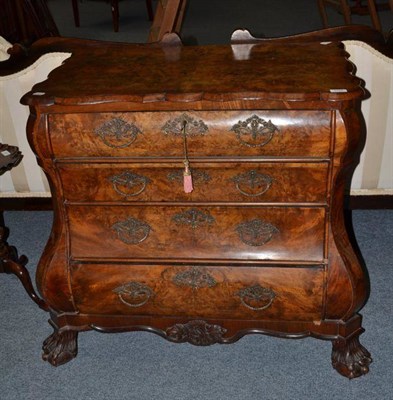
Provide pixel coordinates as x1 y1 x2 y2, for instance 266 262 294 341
18 32 371 378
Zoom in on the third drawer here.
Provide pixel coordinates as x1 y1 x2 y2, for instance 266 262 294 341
67 205 326 262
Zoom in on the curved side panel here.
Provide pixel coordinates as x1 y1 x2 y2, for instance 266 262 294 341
26 108 76 313
325 106 369 320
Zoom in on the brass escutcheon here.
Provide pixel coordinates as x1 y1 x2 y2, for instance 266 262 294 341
95 117 142 148
162 113 208 136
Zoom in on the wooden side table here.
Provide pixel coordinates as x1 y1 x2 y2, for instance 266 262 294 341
0 143 48 311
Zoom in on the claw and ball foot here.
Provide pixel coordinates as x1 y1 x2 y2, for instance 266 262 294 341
42 329 78 366
331 333 372 379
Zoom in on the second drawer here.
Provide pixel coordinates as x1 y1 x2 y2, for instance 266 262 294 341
59 162 329 203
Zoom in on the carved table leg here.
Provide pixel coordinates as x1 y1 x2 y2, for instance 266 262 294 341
0 214 19 272
331 331 372 379
42 327 78 367
0 222 49 311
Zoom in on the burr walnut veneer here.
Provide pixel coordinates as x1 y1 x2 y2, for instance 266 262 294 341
18 33 371 378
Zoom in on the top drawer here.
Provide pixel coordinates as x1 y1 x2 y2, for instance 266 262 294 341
48 110 332 158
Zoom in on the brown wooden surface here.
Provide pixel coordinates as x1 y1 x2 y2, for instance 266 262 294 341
17 36 365 106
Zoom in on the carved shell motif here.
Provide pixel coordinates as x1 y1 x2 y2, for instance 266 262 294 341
166 320 227 346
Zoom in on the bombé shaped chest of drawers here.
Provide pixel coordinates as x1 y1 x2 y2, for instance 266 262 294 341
19 33 371 378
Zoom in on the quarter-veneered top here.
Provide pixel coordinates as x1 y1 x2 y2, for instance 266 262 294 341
17 36 365 106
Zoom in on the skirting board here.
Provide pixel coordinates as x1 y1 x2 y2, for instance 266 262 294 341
0 195 392 210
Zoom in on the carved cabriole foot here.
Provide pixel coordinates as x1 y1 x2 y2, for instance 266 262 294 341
331 331 372 379
42 328 78 367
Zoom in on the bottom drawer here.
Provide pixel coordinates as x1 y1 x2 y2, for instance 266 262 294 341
71 264 325 321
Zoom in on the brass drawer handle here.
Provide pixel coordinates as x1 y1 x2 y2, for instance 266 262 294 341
113 282 154 308
95 117 142 148
172 208 215 229
232 170 273 197
231 115 278 147
236 284 276 311
236 219 279 246
112 217 152 244
172 267 217 289
162 113 208 137
109 171 150 198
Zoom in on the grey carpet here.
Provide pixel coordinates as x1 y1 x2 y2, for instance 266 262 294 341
1 210 393 399
47 0 393 44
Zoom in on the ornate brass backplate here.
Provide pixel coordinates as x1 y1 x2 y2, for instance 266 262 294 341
172 267 217 289
236 219 279 246
95 117 142 148
109 171 150 198
236 284 276 310
113 281 155 308
231 115 278 147
112 217 152 244
231 170 273 197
